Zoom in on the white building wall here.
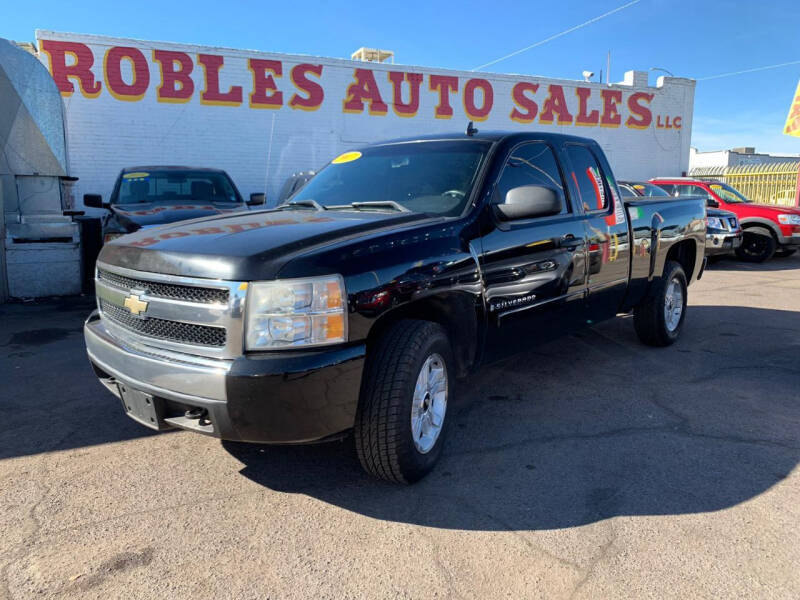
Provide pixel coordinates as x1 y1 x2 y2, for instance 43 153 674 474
36 31 696 210
690 147 799 170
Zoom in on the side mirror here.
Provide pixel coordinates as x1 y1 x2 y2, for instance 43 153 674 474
83 194 106 209
706 198 719 208
248 192 266 206
495 185 562 221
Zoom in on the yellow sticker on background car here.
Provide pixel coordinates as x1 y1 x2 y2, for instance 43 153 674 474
123 172 150 179
331 151 362 164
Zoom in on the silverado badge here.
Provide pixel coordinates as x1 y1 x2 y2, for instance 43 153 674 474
123 294 148 316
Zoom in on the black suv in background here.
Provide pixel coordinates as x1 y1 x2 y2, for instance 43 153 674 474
84 166 265 243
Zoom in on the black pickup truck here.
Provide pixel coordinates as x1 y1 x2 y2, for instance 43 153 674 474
84 131 706 483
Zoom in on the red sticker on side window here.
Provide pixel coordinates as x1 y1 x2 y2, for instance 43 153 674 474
586 166 605 210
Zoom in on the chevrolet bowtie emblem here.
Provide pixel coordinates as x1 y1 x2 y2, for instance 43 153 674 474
123 294 149 316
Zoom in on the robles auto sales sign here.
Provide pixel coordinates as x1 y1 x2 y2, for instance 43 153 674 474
39 38 681 129
35 31 695 205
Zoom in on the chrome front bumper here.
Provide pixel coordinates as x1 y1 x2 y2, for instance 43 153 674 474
705 231 742 255
85 310 231 403
85 311 366 443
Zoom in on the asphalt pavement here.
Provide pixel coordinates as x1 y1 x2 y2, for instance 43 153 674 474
1 254 799 599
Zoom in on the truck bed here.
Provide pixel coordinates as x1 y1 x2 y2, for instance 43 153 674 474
622 196 707 311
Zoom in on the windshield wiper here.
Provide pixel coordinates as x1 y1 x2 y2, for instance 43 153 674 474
277 199 326 211
328 201 410 213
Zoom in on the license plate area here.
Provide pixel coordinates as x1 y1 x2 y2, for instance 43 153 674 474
118 383 168 430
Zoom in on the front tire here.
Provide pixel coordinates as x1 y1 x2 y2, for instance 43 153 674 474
634 261 688 347
355 320 453 484
736 230 776 262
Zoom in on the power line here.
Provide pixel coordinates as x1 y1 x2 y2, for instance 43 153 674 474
696 60 800 81
471 0 641 72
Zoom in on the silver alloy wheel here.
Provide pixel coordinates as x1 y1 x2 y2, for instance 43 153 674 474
410 353 448 454
664 278 684 332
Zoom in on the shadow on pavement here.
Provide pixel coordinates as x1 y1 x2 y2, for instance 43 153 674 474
224 304 800 531
0 296 168 460
708 253 800 272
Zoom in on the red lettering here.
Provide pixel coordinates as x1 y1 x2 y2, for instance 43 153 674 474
626 92 653 129
575 87 599 126
191 227 226 235
129 237 159 247
343 68 387 114
159 232 190 240
198 54 243 106
153 50 194 103
600 89 622 127
509 82 539 123
225 223 261 233
104 46 149 102
539 85 573 125
289 64 324 111
248 59 283 109
40 40 101 98
388 71 423 117
429 75 459 119
463 78 493 121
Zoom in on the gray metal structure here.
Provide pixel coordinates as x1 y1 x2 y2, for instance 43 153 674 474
1 38 79 301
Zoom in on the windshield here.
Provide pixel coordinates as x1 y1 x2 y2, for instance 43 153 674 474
632 182 669 197
710 183 750 204
290 140 492 216
112 170 242 205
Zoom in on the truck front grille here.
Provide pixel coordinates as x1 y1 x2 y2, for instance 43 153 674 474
99 299 227 347
97 268 229 304
95 262 247 358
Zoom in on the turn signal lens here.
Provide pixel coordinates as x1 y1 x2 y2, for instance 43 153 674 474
246 275 347 350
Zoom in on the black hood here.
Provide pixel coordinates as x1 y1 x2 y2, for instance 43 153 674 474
111 202 248 230
706 208 736 219
99 208 435 280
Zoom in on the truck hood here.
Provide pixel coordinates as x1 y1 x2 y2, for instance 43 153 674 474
99 208 434 280
111 202 248 230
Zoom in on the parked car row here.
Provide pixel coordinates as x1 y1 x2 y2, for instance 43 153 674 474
650 177 800 262
618 180 744 259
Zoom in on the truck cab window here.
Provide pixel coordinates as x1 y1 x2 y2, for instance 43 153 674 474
494 142 568 215
565 145 610 213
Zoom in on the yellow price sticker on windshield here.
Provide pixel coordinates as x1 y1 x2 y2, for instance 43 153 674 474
123 172 150 179
331 151 362 164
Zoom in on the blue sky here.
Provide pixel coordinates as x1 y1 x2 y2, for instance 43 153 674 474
5 0 800 154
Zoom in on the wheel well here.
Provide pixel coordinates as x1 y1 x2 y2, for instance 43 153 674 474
741 222 778 240
664 239 697 281
365 294 479 378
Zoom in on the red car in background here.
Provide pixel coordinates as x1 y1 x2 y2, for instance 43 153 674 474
650 178 800 262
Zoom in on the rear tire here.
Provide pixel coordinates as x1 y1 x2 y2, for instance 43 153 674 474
735 230 776 262
355 320 453 484
774 248 797 258
634 261 688 347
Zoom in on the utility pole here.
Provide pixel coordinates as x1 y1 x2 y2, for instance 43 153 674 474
606 51 611 84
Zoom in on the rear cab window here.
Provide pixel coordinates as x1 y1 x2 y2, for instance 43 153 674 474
565 145 611 213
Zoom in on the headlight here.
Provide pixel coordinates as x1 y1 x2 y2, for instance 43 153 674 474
245 275 347 350
706 217 724 230
777 214 800 225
